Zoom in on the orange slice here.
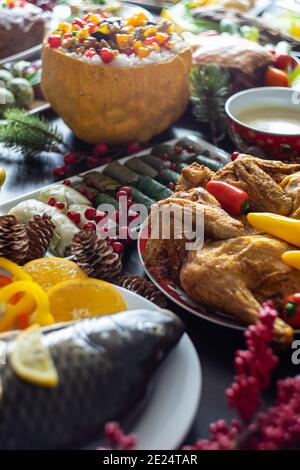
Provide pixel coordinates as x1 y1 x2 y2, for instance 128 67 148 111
47 278 127 323
23 258 87 291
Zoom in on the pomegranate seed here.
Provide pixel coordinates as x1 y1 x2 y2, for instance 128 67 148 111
171 163 177 171
161 153 170 161
53 166 67 177
63 179 72 186
87 156 98 168
55 202 65 210
48 197 56 206
119 186 131 196
231 151 240 161
111 241 124 254
99 48 114 64
104 422 123 443
174 145 182 155
119 434 137 450
83 222 96 232
94 143 108 157
48 35 61 48
127 142 141 154
64 152 77 165
168 182 175 191
85 207 97 220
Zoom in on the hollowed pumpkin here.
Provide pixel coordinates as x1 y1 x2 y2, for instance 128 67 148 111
41 45 192 144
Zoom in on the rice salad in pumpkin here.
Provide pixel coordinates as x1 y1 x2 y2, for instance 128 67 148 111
42 13 191 144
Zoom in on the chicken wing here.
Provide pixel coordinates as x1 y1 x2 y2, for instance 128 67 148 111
176 162 214 191
180 235 295 344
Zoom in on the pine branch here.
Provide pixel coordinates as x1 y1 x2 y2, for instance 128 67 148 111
0 108 69 158
190 65 231 144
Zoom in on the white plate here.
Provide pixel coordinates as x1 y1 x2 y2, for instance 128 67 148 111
0 286 202 450
118 287 202 450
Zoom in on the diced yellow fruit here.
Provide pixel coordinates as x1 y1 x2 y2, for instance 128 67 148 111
116 34 130 49
71 24 81 32
144 26 157 37
127 12 148 27
0 167 6 187
77 28 90 40
10 325 59 388
133 40 142 50
291 21 300 39
88 14 101 24
156 32 169 44
99 22 109 34
151 42 160 52
137 46 150 58
58 22 71 33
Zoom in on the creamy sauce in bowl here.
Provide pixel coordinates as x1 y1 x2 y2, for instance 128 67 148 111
236 106 300 134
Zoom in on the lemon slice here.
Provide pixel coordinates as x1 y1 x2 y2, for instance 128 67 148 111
47 278 127 323
23 258 87 291
10 325 58 388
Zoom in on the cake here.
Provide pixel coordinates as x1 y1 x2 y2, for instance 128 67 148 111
0 0 47 60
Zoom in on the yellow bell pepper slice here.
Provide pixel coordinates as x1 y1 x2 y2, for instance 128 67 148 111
247 212 300 248
282 251 300 270
0 257 32 281
0 280 54 332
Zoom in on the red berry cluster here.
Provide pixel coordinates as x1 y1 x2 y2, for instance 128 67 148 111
99 422 137 450
226 301 279 423
183 420 241 450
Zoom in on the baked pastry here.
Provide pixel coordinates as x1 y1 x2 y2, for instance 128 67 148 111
0 0 47 59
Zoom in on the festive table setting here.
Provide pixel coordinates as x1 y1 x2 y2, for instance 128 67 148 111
1 0 300 452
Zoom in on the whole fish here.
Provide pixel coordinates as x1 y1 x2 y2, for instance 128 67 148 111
0 309 183 450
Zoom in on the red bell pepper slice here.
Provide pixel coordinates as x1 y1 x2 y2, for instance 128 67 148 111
205 181 250 215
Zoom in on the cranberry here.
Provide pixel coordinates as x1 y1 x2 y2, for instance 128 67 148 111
104 422 123 444
231 151 240 161
187 145 195 153
48 35 61 49
116 190 128 200
53 166 67 178
127 142 141 154
171 163 177 171
63 179 72 186
78 187 87 195
168 182 175 191
174 145 182 155
94 143 108 157
111 241 125 254
85 207 97 220
64 152 77 165
99 48 114 64
119 186 131 196
86 191 96 202
55 202 65 210
67 211 81 225
48 197 56 206
83 222 96 232
87 156 98 168
161 153 170 161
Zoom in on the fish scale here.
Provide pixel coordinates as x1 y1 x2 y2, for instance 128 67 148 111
0 309 183 450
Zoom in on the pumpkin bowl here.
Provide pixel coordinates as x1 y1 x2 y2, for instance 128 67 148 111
41 44 192 145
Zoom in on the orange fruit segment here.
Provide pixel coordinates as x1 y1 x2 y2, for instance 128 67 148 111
23 258 87 291
47 278 127 323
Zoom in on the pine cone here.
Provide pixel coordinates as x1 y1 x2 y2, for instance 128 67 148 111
0 215 29 264
24 214 55 263
71 230 122 280
116 275 168 308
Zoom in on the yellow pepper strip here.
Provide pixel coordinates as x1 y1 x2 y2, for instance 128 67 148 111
282 251 300 270
247 213 300 248
0 257 32 281
0 281 54 332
